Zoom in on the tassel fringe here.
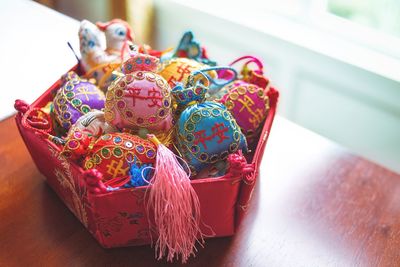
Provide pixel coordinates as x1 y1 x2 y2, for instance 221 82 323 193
147 135 203 263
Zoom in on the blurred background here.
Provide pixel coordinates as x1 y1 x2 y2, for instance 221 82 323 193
34 0 400 172
35 0 400 50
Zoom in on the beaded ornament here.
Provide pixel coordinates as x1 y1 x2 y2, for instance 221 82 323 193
172 71 247 176
217 56 271 142
84 133 157 182
104 53 173 133
60 128 93 161
53 71 105 131
158 57 216 89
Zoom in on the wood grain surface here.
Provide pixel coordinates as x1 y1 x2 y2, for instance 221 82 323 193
1 115 399 267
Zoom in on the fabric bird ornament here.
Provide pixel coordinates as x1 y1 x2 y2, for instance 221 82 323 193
79 19 134 91
160 31 216 66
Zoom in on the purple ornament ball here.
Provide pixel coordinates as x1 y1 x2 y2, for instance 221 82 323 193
53 71 106 131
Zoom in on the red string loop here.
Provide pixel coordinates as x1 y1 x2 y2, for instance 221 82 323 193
229 55 264 72
15 99 53 135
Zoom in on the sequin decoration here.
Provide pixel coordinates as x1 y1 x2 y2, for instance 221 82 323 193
84 133 157 181
218 80 270 142
122 53 159 73
172 82 247 176
158 58 215 88
53 71 105 131
61 128 93 161
104 71 173 132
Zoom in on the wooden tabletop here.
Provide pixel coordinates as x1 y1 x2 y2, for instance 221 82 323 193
1 114 399 267
2 1 400 266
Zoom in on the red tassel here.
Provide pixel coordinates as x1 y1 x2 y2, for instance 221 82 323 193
146 134 203 263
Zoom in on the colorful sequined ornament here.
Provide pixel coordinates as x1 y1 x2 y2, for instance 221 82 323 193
60 128 93 161
158 57 216 88
79 19 134 91
84 133 157 182
160 31 216 66
104 52 173 133
217 56 271 143
52 71 106 131
57 110 117 162
172 71 247 176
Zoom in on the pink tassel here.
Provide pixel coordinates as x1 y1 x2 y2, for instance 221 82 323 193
147 134 203 263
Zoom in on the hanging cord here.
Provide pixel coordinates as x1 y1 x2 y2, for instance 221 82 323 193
218 55 264 79
229 55 263 71
185 68 210 88
193 66 237 88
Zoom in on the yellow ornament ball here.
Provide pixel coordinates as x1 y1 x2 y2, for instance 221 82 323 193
158 58 216 88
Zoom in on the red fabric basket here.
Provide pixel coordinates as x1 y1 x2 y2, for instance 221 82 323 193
15 64 279 248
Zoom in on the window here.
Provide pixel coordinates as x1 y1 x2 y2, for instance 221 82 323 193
328 0 400 38
248 0 400 59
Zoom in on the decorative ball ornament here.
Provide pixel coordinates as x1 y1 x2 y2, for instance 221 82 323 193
53 71 105 131
158 58 214 88
172 74 247 176
84 133 157 181
104 53 173 132
217 56 271 142
219 80 269 141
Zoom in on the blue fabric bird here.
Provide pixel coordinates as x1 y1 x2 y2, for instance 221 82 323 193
161 31 217 66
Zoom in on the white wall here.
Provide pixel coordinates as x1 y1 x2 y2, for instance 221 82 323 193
153 0 400 173
55 0 110 22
